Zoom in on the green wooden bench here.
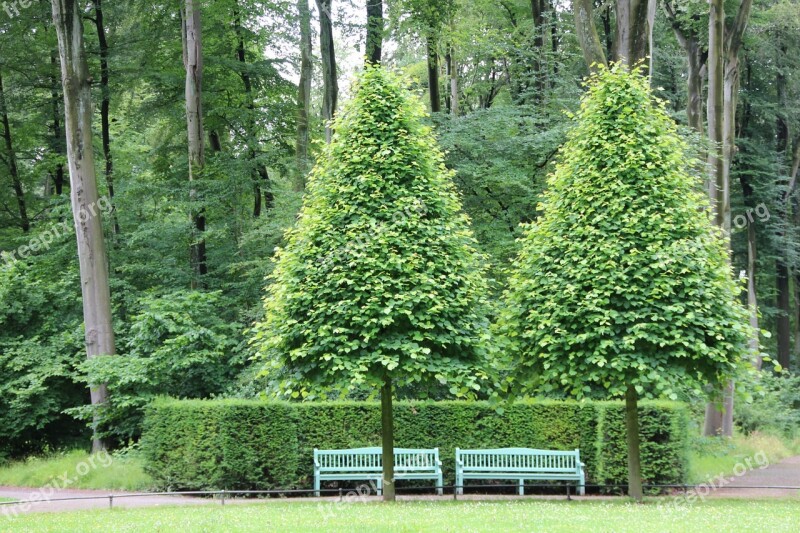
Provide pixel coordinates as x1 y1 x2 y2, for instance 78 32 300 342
455 447 586 495
314 447 443 496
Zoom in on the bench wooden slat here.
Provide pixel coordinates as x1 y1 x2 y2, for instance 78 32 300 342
456 447 585 496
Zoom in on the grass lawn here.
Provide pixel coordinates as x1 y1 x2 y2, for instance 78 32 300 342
3 499 799 532
0 450 152 492
688 431 799 484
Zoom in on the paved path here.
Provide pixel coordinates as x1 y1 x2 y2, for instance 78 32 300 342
709 455 800 499
1 456 797 515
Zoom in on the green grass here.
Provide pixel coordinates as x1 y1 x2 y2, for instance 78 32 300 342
688 431 799 484
0 450 152 491
2 499 799 532
0 498 15 503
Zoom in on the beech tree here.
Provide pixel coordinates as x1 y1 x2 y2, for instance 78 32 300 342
52 0 117 452
498 65 751 502
252 67 493 502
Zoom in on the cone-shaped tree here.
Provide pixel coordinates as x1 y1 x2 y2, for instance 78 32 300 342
252 66 492 501
497 65 752 502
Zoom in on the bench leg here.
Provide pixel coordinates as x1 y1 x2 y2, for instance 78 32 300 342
518 479 524 496
377 477 382 496
314 475 320 498
579 473 586 496
437 474 443 496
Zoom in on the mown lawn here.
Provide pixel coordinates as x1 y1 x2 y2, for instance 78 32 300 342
3 499 799 532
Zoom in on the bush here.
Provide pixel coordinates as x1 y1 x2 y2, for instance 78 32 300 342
142 399 689 491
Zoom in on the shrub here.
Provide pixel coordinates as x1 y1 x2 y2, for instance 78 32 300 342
142 399 689 491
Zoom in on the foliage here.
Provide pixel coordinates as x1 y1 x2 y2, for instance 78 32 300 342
497 64 753 401
251 67 494 398
141 399 689 491
736 373 800 439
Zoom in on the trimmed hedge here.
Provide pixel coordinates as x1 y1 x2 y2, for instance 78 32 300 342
141 399 689 491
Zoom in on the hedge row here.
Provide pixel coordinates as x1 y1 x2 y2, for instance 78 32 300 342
141 399 689 491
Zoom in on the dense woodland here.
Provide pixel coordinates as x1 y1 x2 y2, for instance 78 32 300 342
0 0 798 460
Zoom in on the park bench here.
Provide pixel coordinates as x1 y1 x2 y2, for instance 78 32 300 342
455 447 586 495
314 447 443 496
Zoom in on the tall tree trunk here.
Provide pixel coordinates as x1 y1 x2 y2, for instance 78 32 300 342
530 0 545 100
775 48 791 371
52 0 116 453
316 0 337 142
182 0 207 284
0 70 30 233
49 51 66 196
426 35 441 112
92 0 119 235
663 1 706 134
233 3 273 218
295 0 312 189
572 0 607 72
366 0 383 65
704 0 753 436
445 45 458 116
625 385 643 503
614 0 656 73
381 378 395 502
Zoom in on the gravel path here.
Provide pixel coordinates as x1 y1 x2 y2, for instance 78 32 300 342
1 456 797 516
708 455 800 499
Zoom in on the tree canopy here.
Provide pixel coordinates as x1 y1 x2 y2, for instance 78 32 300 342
251 66 493 399
499 64 753 401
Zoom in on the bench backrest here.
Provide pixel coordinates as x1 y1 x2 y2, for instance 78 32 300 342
315 447 440 473
456 448 581 473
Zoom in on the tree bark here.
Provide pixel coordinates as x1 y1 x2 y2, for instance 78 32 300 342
316 0 338 142
703 0 753 437
381 379 395 501
426 35 441 112
92 0 119 236
0 70 30 233
49 51 66 196
775 48 791 371
233 3 273 217
182 0 207 284
52 0 116 453
614 0 656 72
366 0 383 65
663 1 706 134
572 0 607 72
445 45 458 116
625 385 643 503
296 0 312 189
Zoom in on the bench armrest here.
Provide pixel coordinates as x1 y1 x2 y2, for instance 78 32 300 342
314 459 320 468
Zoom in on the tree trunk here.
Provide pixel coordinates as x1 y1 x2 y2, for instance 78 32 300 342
52 0 116 453
93 0 119 235
381 379 395 502
295 0 312 189
182 0 207 284
426 35 441 113
49 51 66 196
775 52 791 371
530 0 545 100
572 0 607 72
0 70 30 233
663 1 706 135
625 385 643 503
445 45 458 116
614 0 656 73
366 0 383 65
703 0 728 437
316 0 337 143
233 3 273 218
